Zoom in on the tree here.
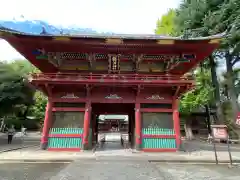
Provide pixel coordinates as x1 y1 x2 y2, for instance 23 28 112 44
175 0 240 120
180 69 214 113
180 68 214 139
28 91 47 122
204 0 240 122
0 61 34 115
175 0 225 124
155 5 219 139
155 9 179 36
175 0 240 137
0 59 46 129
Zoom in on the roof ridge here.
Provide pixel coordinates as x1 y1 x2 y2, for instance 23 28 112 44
0 26 225 40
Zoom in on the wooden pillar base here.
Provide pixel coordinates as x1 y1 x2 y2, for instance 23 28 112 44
83 102 91 150
135 103 142 150
40 100 52 150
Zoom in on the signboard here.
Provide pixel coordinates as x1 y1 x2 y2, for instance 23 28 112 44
146 94 164 100
105 94 122 99
211 125 228 140
210 124 233 165
236 112 240 126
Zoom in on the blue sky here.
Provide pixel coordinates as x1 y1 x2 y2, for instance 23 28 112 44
0 0 180 60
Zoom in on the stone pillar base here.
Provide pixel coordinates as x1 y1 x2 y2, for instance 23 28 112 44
83 143 88 150
178 139 185 151
40 142 48 150
135 144 141 151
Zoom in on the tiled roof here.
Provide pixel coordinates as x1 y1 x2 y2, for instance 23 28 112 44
0 26 225 41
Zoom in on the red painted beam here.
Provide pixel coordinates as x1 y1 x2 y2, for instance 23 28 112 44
142 148 177 152
52 107 85 112
52 98 86 102
142 135 176 138
48 134 83 138
48 148 81 151
140 108 173 112
30 78 194 84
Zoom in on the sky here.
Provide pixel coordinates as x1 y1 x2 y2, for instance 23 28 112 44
0 0 180 60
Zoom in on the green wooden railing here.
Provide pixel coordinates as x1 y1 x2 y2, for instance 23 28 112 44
142 128 175 135
48 137 82 149
49 128 83 134
48 128 83 149
141 128 176 149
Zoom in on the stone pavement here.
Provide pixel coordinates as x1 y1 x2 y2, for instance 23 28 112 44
0 162 69 180
0 132 40 152
49 160 240 180
0 146 239 164
183 140 240 152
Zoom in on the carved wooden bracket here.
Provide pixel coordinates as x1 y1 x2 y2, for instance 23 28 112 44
44 84 53 96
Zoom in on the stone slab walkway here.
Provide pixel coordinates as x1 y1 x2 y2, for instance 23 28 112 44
0 132 40 153
49 160 240 180
0 147 239 164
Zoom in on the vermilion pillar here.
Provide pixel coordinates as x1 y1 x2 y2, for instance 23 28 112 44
135 103 141 150
83 102 91 150
173 99 181 150
40 99 53 150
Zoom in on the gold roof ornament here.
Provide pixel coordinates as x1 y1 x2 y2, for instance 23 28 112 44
209 38 222 44
156 40 175 45
53 37 71 41
105 38 123 44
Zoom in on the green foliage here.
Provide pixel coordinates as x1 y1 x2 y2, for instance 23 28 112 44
154 3 217 115
0 61 35 115
29 91 47 121
174 0 240 126
0 59 46 128
179 69 214 114
155 9 179 36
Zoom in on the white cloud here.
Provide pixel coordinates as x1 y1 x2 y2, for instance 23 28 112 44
0 0 180 60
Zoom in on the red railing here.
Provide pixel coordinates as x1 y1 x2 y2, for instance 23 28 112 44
29 73 194 85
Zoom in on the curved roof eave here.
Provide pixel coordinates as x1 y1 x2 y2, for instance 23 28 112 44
0 27 226 41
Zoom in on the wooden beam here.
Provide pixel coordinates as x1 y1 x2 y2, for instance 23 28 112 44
134 54 143 72
44 84 53 96
174 86 181 98
87 53 94 69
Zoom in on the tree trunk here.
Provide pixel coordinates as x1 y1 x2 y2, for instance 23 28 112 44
209 56 224 124
184 118 194 140
225 53 240 138
225 53 240 118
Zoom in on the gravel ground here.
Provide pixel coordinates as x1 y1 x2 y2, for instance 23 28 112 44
0 163 68 180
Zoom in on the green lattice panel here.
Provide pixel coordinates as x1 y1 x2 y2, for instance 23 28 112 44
142 128 175 135
142 128 176 149
49 128 83 134
142 138 176 149
48 137 82 148
48 128 83 149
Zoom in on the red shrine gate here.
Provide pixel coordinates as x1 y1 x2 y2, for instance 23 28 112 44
0 28 223 152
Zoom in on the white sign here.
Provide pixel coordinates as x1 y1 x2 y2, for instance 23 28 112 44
146 94 164 100
211 125 228 140
61 93 79 98
105 94 122 99
236 113 240 125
